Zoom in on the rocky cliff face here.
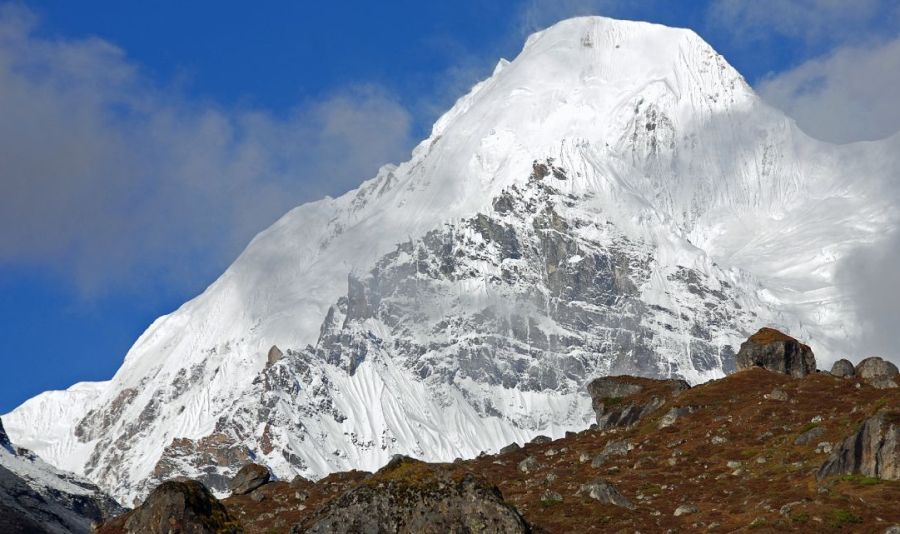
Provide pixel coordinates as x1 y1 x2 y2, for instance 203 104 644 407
818 411 900 481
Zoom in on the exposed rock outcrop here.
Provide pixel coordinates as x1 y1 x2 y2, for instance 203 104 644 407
586 376 689 429
817 411 899 481
294 457 529 533
99 480 240 534
229 464 271 496
735 328 816 378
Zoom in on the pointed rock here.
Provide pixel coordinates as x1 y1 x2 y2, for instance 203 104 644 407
266 345 284 366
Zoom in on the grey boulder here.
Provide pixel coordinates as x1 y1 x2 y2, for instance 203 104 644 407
830 359 855 378
229 463 271 496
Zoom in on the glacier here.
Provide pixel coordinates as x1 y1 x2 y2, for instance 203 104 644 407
4 16 898 504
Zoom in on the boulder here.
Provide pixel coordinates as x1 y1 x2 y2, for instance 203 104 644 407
541 489 563 503
229 463 271 496
110 480 240 534
529 435 552 445
856 357 899 381
586 376 689 430
817 411 899 481
830 359 855 378
591 440 633 467
578 479 633 509
674 504 699 516
499 442 521 454
735 328 816 378
763 388 789 401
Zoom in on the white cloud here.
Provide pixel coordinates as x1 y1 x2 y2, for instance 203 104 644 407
837 232 900 364
0 5 413 297
707 0 895 45
757 36 900 143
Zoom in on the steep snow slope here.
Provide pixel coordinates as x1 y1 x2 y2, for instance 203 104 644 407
5 17 897 503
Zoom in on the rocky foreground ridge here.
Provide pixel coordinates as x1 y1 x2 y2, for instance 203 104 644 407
96 329 899 533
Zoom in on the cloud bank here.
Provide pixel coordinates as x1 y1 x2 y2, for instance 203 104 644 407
707 0 899 45
757 36 900 144
0 5 414 297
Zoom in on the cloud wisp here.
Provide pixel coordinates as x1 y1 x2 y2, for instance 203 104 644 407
757 35 900 144
0 5 414 298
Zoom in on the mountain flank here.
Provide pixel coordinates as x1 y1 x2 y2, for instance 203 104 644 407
98 329 900 533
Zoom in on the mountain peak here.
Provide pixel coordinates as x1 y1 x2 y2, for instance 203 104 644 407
6 15 896 506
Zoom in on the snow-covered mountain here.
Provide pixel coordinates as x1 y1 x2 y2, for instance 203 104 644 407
0 418 123 533
5 17 898 505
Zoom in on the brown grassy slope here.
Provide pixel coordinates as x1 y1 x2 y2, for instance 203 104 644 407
222 369 900 532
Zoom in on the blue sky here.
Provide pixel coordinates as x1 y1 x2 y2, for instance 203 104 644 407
1 0 899 413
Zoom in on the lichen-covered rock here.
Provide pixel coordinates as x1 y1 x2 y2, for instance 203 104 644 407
294 458 529 533
817 411 899 481
229 464 271 496
735 328 816 378
830 359 855 378
856 357 899 381
98 480 241 534
586 376 689 429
